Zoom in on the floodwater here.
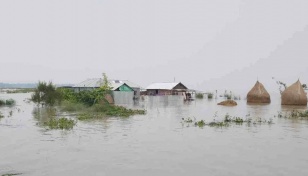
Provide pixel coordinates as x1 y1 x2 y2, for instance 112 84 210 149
1 93 308 176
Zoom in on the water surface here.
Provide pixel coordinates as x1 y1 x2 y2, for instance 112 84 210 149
1 93 308 176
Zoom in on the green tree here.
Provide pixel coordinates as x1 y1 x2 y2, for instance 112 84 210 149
31 81 62 106
302 84 307 89
93 73 112 104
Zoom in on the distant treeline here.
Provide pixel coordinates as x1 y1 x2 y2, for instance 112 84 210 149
0 83 73 89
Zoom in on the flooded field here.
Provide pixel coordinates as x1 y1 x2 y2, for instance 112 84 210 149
1 93 308 176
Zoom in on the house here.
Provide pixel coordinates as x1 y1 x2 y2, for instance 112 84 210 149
110 80 142 100
72 78 137 104
72 78 133 92
146 82 188 95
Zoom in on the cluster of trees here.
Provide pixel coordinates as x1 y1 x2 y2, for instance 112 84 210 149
31 73 112 107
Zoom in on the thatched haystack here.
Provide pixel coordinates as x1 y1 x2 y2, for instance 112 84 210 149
247 81 271 103
281 80 307 106
217 100 237 106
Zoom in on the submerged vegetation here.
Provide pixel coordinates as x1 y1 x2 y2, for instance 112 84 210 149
276 110 308 119
0 98 16 106
195 93 204 99
31 81 62 106
207 93 213 99
44 117 76 130
29 73 145 130
182 113 273 128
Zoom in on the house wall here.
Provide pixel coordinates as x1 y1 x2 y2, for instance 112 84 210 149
147 89 188 96
132 88 140 99
112 91 134 105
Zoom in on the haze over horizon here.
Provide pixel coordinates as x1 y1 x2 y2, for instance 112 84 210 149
1 0 308 92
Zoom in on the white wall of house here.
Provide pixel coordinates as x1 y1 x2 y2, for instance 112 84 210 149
112 91 134 105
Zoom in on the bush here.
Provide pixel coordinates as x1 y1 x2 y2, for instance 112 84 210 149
31 81 62 106
0 98 16 106
0 99 5 106
207 93 213 99
5 99 16 106
195 93 204 99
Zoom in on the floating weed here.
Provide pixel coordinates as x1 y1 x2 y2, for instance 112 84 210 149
44 117 76 130
182 113 273 128
182 117 194 123
195 120 206 127
276 110 308 119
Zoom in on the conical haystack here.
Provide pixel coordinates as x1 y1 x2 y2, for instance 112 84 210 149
247 81 271 103
281 80 307 106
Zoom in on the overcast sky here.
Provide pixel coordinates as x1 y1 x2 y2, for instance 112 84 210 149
1 0 308 91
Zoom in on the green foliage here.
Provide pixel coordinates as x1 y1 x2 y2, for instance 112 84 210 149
302 84 307 89
277 110 308 119
195 120 206 127
0 111 4 118
207 93 213 99
0 99 5 106
195 93 204 99
44 117 76 130
5 99 16 106
59 73 112 106
31 81 62 106
0 98 16 106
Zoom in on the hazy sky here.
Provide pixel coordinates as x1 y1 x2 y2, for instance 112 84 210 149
1 0 308 90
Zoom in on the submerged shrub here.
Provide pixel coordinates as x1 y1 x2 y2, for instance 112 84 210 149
0 99 5 106
207 93 213 99
0 98 16 106
31 81 62 106
44 117 76 130
195 120 206 127
5 99 16 106
195 93 204 99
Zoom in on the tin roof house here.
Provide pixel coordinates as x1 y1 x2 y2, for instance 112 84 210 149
73 78 140 104
73 78 133 92
146 82 188 95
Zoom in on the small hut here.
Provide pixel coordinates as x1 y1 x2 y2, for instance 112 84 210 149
281 80 307 106
247 81 271 104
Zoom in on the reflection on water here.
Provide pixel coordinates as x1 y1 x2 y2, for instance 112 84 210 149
0 93 308 176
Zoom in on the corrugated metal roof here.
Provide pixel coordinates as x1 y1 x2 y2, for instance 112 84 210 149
73 78 136 91
121 80 141 89
73 78 103 88
146 82 182 90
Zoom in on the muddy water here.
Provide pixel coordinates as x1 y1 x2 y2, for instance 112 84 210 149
1 93 308 176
